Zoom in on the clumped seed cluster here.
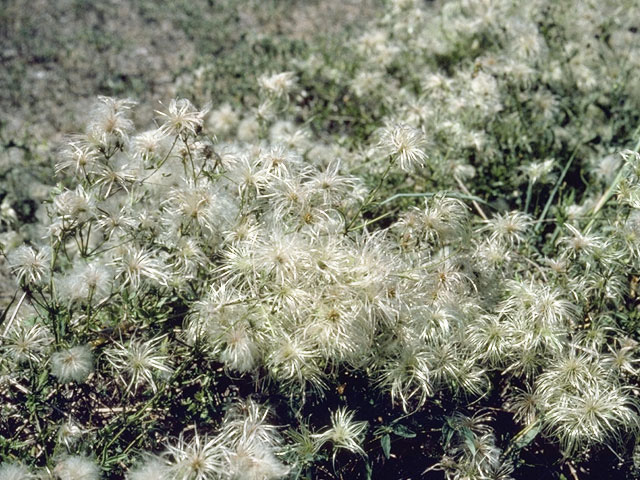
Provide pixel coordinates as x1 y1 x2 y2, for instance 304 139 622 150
2 0 640 478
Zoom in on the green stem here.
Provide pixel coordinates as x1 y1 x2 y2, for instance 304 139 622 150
535 143 580 233
344 159 394 234
585 134 640 231
350 211 394 233
99 359 191 463
139 135 179 184
524 180 534 214
380 191 490 206
183 135 197 182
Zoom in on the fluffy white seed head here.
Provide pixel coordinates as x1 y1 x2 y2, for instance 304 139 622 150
104 336 173 394
3 322 53 364
0 462 34 480
313 408 368 459
127 456 170 480
54 456 100 480
226 441 289 480
156 99 208 138
378 123 428 171
206 103 239 138
258 72 297 99
8 245 51 285
163 429 223 480
51 345 94 383
57 419 86 450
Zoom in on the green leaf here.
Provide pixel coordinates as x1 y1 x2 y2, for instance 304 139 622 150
381 434 391 459
513 423 541 450
392 424 416 438
464 436 476 457
37 368 50 390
